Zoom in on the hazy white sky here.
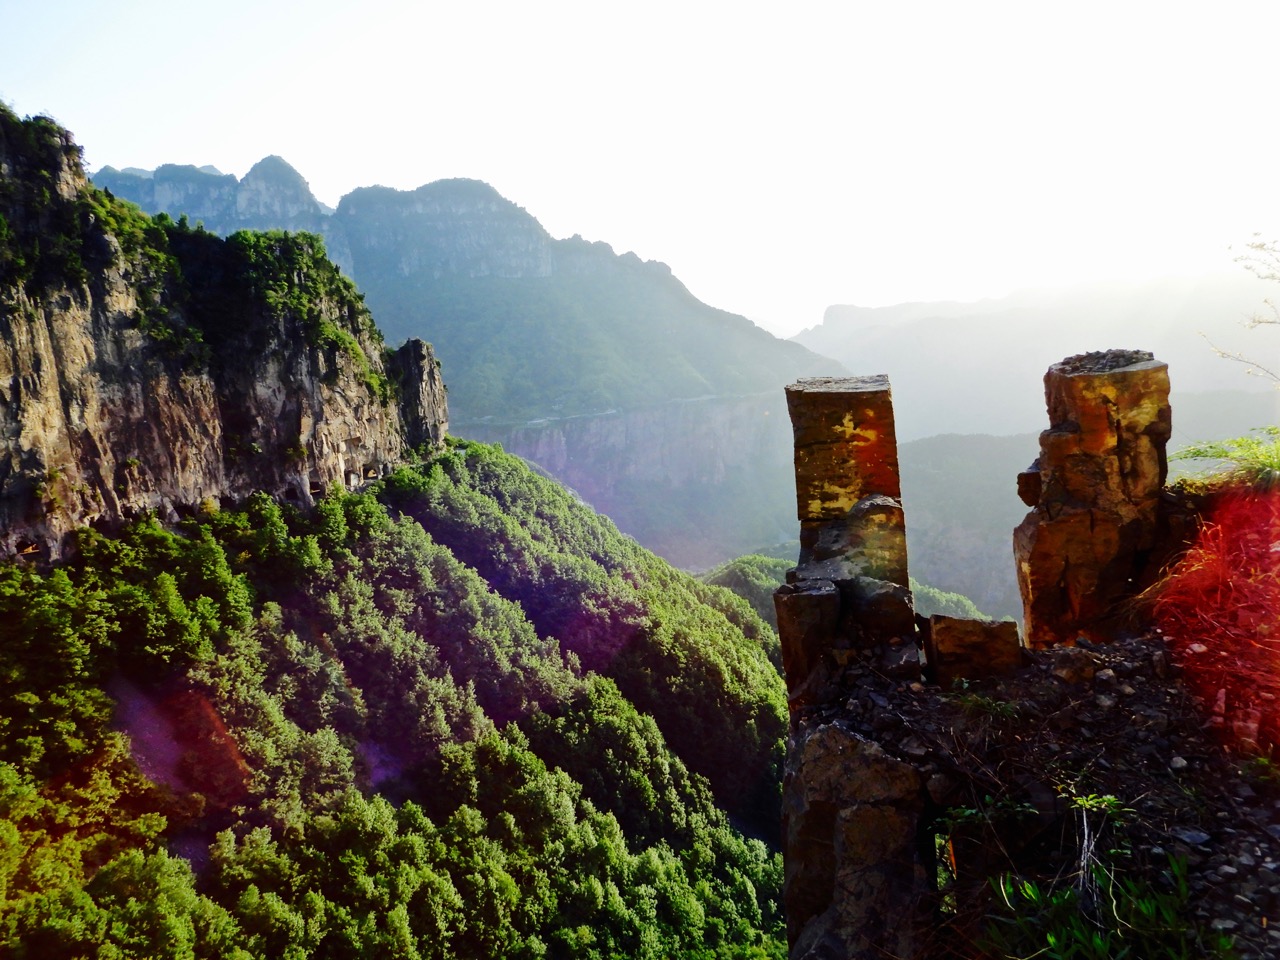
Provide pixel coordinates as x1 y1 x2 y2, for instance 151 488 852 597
4 0 1279 336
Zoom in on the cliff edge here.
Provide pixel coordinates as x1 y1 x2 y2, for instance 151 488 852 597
0 108 447 559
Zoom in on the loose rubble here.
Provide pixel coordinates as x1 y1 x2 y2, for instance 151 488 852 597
798 629 1278 958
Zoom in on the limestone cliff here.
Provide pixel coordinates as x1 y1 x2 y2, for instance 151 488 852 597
0 109 447 559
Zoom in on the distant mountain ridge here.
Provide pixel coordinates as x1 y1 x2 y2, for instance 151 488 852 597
796 275 1280 441
94 159 846 566
95 161 842 422
97 158 328 238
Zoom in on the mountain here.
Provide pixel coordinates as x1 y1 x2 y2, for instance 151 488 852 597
95 156 332 239
795 277 1280 442
93 162 845 567
1 107 789 957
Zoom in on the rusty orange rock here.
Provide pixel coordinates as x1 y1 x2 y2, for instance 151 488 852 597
785 376 901 521
1015 350 1171 647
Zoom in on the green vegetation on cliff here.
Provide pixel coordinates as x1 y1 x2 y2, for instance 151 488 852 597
0 105 389 405
166 224 392 401
0 442 787 958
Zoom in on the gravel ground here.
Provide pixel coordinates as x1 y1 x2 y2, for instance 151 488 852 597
808 629 1280 958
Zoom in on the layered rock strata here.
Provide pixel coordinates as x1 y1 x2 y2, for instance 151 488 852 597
1014 349 1172 646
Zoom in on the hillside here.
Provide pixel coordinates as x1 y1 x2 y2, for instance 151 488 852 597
0 444 791 958
1 108 790 958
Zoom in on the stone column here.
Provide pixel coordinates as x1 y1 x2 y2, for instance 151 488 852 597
1014 350 1171 647
785 375 906 585
774 376 916 710
774 376 930 960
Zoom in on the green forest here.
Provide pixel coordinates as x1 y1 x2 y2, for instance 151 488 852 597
0 105 791 957
0 441 789 959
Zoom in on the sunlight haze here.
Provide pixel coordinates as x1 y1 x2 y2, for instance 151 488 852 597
3 0 1278 336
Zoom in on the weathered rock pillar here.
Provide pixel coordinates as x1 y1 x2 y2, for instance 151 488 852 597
786 375 906 586
774 376 915 708
775 376 930 959
1014 350 1171 647
388 338 450 451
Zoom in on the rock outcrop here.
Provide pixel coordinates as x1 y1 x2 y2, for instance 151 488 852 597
771 352 1197 959
387 338 450 451
0 109 447 559
1014 349 1172 646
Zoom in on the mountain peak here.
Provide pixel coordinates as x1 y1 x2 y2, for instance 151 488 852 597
237 155 322 222
243 154 309 187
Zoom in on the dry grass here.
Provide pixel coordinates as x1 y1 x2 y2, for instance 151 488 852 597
1148 487 1280 752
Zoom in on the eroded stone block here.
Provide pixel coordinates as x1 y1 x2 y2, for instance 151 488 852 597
925 615 1022 687
786 376 901 522
775 579 842 709
797 494 909 587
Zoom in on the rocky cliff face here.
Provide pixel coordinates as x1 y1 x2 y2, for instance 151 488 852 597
338 179 555 282
92 153 845 571
0 110 447 559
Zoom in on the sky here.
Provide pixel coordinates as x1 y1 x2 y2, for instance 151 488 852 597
3 0 1280 337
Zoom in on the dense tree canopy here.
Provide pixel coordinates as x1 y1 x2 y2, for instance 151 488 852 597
0 441 787 958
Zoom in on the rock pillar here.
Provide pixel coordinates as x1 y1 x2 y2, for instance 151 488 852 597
775 376 930 959
775 376 915 708
388 338 450 450
786 375 906 585
1013 350 1171 647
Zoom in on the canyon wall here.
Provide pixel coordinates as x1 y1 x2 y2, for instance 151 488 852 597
463 391 798 567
